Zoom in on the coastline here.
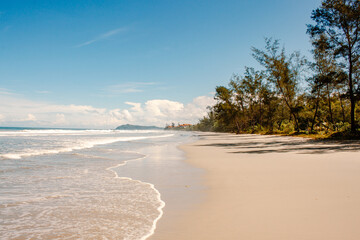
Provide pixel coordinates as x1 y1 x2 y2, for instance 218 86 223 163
152 132 360 239
147 133 205 239
1 130 198 239
106 153 165 240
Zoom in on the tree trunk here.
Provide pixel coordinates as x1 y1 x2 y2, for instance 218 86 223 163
234 117 241 134
277 81 300 132
348 52 356 132
326 83 334 130
311 93 320 132
339 91 346 123
259 100 263 126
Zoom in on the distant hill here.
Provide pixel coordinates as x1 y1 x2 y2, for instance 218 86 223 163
115 124 163 130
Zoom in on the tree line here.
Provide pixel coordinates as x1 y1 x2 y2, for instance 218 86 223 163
192 0 360 137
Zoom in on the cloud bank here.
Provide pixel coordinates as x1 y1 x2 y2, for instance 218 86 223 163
0 93 215 129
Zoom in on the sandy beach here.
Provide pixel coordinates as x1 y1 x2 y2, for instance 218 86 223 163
152 132 360 240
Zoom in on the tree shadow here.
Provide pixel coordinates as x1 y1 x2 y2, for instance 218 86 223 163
197 134 360 154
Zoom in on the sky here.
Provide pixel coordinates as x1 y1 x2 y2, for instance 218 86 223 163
0 0 322 128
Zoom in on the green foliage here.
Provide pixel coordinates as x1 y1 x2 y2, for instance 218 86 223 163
307 0 360 132
192 0 360 138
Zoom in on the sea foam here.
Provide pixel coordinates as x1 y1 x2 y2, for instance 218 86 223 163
0 129 181 239
0 133 174 160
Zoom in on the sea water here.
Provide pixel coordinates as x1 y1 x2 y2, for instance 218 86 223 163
0 128 195 239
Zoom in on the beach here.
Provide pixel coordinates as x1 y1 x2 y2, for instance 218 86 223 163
2 129 360 239
153 132 360 240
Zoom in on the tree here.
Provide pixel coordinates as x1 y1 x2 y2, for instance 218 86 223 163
229 67 275 132
308 34 346 131
307 0 360 132
213 86 241 133
195 109 217 132
252 38 306 132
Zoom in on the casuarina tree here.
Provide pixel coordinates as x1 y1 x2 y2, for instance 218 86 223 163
307 0 360 132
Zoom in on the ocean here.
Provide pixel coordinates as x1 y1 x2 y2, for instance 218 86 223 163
0 127 197 239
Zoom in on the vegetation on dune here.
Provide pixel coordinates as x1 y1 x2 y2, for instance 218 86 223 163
191 0 360 139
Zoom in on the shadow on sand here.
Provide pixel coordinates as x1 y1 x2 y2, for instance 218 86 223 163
197 134 360 154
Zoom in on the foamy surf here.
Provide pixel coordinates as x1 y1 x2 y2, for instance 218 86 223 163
106 153 166 240
0 128 190 239
0 133 174 160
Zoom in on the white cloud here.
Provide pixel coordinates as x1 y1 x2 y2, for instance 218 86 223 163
0 92 215 129
0 88 15 95
54 113 66 125
125 102 143 112
105 82 157 94
117 97 216 126
23 114 36 121
75 27 127 47
145 100 183 117
36 90 51 94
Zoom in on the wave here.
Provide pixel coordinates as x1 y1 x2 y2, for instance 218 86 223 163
0 129 164 136
106 152 165 240
0 134 174 160
0 194 70 209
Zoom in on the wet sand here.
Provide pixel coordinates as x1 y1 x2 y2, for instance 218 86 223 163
152 132 360 240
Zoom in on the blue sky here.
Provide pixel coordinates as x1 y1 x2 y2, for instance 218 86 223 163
0 0 321 128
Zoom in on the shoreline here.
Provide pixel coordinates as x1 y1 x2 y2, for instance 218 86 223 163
148 133 205 239
106 153 165 240
152 132 360 239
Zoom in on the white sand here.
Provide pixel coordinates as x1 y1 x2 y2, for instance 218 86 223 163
152 133 360 240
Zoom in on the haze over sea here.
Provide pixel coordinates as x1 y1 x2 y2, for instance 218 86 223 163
0 127 198 239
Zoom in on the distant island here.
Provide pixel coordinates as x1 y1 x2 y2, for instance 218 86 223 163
115 124 163 130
